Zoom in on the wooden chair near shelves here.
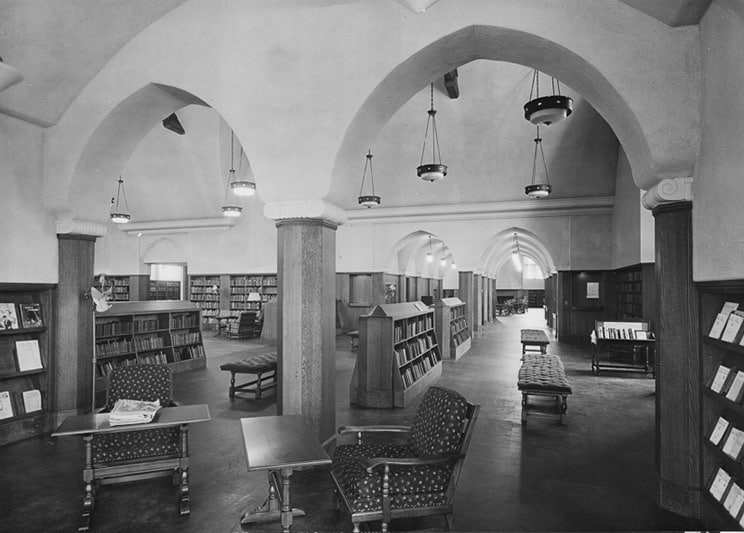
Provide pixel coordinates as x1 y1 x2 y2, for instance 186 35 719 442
225 311 263 339
331 385 480 533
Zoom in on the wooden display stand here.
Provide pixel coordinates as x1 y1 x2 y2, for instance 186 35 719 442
434 298 471 360
592 320 655 376
350 302 442 408
94 301 207 402
0 283 54 446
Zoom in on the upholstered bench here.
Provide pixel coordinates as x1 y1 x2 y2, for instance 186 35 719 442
520 328 550 354
219 351 277 400
518 354 571 425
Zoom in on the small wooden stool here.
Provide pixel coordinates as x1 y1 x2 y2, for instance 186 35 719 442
220 351 277 400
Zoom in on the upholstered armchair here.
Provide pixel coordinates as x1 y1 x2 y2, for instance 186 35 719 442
331 386 480 533
226 311 263 339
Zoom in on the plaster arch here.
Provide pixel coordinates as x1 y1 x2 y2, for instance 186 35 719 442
478 228 554 278
384 230 456 278
140 237 187 264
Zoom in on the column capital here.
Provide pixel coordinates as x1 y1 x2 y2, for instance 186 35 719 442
55 217 107 238
264 199 347 227
642 177 693 210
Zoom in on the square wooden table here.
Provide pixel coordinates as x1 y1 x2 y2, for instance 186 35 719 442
52 404 211 531
239 415 331 532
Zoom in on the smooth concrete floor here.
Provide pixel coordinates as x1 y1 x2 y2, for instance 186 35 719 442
1 309 700 532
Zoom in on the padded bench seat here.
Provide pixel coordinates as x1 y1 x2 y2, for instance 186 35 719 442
520 328 550 354
518 354 572 425
219 351 277 400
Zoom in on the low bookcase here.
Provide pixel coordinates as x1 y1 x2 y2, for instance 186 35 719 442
351 302 442 408
95 301 206 401
0 283 54 446
434 297 471 360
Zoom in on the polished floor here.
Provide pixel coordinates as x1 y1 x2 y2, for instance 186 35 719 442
1 309 699 532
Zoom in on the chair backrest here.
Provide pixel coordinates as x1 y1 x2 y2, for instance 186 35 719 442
104 364 173 410
406 385 472 458
238 311 258 325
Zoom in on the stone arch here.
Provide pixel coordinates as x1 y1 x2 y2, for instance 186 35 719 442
478 227 555 278
384 230 457 279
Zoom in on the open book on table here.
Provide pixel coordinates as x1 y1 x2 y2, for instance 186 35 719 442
109 399 161 426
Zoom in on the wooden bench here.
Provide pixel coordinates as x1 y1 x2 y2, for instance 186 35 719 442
521 328 550 354
219 351 277 400
518 354 572 425
348 330 359 350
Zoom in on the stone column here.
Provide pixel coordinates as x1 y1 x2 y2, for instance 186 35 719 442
275 218 337 442
55 219 106 421
645 179 699 517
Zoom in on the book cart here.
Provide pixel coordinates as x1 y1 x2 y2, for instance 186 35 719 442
94 301 206 404
0 283 54 445
699 281 744 529
350 302 442 408
592 320 655 376
434 297 471 361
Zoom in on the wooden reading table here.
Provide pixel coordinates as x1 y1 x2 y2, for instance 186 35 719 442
592 320 655 377
52 404 211 531
239 415 331 532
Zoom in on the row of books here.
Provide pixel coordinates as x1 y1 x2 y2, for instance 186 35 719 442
170 314 199 329
710 365 744 402
453 330 471 345
393 315 434 343
709 467 744 526
596 327 650 341
709 416 744 461
132 318 164 333
400 353 439 388
170 331 201 346
0 389 42 420
174 344 205 361
394 333 437 366
230 276 266 286
95 338 134 357
96 356 138 377
190 294 219 301
231 302 261 310
709 301 744 345
139 351 170 365
134 335 165 352
0 302 44 331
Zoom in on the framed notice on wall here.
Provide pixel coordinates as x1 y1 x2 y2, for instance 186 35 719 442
587 282 599 299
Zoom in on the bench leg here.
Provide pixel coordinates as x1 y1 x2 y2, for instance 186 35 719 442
229 372 236 399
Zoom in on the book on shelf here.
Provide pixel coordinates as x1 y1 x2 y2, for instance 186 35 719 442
710 312 732 340
726 371 744 403
0 390 13 420
724 482 744 519
21 389 42 413
711 365 735 394
0 303 19 331
19 303 43 329
710 467 733 502
15 340 43 372
109 398 161 426
723 426 744 460
722 301 740 315
722 310 744 343
710 416 731 446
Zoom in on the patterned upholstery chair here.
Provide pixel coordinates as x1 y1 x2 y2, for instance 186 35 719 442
92 365 185 501
331 386 480 533
226 311 263 339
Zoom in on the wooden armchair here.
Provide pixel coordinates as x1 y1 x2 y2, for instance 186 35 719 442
226 311 263 339
331 386 480 533
91 365 191 513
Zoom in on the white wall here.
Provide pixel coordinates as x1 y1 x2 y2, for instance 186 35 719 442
695 0 744 281
613 147 641 268
0 114 58 283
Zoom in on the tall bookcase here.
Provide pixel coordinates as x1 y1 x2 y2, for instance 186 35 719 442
94 301 206 402
351 302 442 408
188 275 221 320
699 281 744 528
615 264 655 325
0 283 54 446
434 297 471 361
148 280 180 300
229 274 277 312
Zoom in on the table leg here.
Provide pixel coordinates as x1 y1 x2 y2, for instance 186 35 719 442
79 435 95 532
240 470 305 527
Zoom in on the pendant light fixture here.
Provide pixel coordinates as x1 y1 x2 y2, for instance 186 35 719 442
524 69 572 127
440 257 446 267
417 83 447 182
451 260 457 270
109 176 131 224
230 141 256 197
357 149 381 208
221 130 245 217
511 233 522 271
426 235 434 263
525 125 552 199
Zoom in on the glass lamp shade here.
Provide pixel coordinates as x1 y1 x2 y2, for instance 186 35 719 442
221 205 243 217
246 292 262 302
358 195 381 208
426 252 433 263
110 212 131 224
451 261 457 270
524 95 573 126
417 163 448 182
230 180 256 196
525 183 552 199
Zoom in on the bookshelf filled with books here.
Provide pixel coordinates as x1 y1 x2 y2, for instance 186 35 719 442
700 282 744 529
351 302 442 408
94 301 206 401
188 275 221 320
614 263 655 324
434 297 471 360
229 274 278 312
0 283 54 446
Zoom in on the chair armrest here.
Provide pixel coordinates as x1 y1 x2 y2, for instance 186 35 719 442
365 453 464 473
338 425 410 445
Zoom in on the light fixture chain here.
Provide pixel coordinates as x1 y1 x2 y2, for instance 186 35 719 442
419 112 433 165
537 129 551 185
368 152 376 196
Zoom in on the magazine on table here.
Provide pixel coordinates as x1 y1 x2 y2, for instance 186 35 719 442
109 398 161 426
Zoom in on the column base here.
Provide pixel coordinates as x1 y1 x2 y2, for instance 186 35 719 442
656 475 701 518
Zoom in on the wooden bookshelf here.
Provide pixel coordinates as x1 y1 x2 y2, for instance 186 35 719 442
94 301 206 403
351 302 442 408
699 281 744 529
434 297 471 361
188 275 221 320
615 264 655 323
148 280 180 300
229 274 277 312
0 283 54 446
